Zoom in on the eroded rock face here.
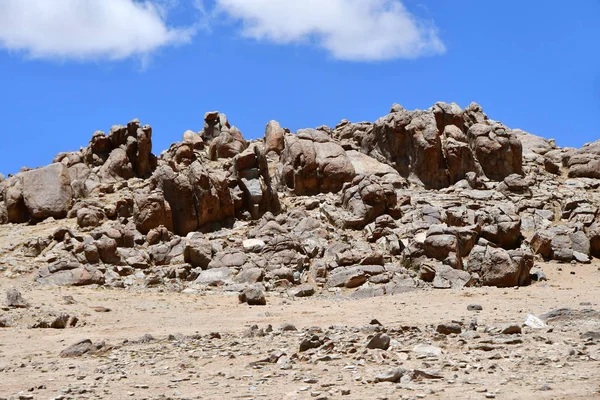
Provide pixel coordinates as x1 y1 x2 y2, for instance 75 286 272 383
280 129 355 195
234 144 280 220
568 140 600 179
82 119 157 182
467 123 523 181
3 102 598 295
2 176 29 223
323 175 402 229
133 191 173 234
336 102 523 189
209 127 248 160
151 161 235 236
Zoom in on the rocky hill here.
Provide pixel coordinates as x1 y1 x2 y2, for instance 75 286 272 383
1 102 599 299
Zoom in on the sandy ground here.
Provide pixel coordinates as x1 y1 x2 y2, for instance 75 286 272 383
1 258 600 400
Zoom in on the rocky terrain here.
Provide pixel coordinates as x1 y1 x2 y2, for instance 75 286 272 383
1 102 600 399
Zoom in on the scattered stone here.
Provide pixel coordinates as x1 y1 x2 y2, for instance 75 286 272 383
374 367 407 383
299 335 323 352
239 285 267 306
6 288 28 308
436 323 462 335
413 344 443 356
524 314 547 329
366 333 391 350
60 339 94 357
500 324 522 335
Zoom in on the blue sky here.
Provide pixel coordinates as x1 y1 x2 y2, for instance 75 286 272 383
0 0 599 175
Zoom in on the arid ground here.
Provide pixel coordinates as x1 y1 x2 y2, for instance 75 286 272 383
1 251 599 400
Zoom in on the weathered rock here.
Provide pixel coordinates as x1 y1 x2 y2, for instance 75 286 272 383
98 147 134 183
324 175 401 229
60 339 96 357
135 125 155 178
184 233 212 269
195 267 233 286
234 144 280 219
239 285 267 306
76 207 105 229
432 263 474 289
375 368 407 383
6 288 28 308
21 163 72 220
467 246 532 287
424 234 458 261
496 174 532 197
96 236 121 264
264 120 285 154
345 150 401 180
299 335 323 352
327 265 384 288
589 222 600 258
243 239 266 253
280 128 355 195
133 191 173 234
36 265 105 286
568 140 600 179
288 284 316 297
3 176 29 223
467 122 523 181
209 127 248 160
436 323 462 335
366 333 391 350
531 227 586 262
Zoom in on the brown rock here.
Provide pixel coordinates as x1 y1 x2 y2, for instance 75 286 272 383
133 191 173 234
280 128 355 195
264 120 285 154
21 163 72 220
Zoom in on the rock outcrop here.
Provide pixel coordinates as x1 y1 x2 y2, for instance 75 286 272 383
1 101 598 296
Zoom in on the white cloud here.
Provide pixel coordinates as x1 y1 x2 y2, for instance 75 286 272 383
214 0 445 61
0 0 195 61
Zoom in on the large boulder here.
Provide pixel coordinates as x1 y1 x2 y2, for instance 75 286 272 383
264 120 285 154
133 191 174 234
589 222 600 258
98 148 134 183
568 140 600 179
201 111 230 143
234 144 280 219
21 163 72 220
467 246 532 287
531 227 589 262
151 161 235 236
184 233 212 269
467 123 523 181
135 124 154 178
367 109 449 189
208 127 248 160
188 161 235 229
280 129 355 195
2 176 29 223
152 165 198 235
